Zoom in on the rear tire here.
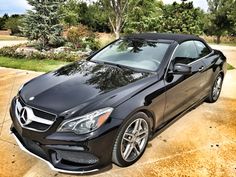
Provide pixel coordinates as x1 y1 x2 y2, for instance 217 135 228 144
206 73 223 103
112 112 150 167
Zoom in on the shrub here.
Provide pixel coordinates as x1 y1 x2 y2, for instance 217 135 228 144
0 45 81 62
84 35 101 51
66 24 100 50
0 44 25 58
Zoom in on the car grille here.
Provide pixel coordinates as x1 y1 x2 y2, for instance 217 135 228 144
15 97 56 131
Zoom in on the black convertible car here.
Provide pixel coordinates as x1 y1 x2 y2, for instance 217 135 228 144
10 33 226 173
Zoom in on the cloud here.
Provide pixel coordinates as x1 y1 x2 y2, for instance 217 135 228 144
0 0 31 16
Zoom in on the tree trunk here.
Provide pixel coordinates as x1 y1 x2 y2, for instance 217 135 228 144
114 31 120 39
109 17 121 39
216 35 221 44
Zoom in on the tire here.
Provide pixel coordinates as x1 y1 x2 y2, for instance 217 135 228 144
206 73 223 103
112 112 150 167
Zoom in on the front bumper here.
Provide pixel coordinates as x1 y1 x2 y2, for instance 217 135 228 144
10 97 122 174
11 130 98 174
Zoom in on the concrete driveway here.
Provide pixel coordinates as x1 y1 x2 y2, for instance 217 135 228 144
0 40 27 48
0 46 236 177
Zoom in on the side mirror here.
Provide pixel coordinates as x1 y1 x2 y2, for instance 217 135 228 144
171 63 192 75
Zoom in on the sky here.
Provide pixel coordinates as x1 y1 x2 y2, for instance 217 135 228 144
0 0 31 16
164 0 208 11
0 0 209 16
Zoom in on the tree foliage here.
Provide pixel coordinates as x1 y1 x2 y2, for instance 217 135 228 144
231 1 236 35
4 15 22 35
21 0 66 50
60 0 110 32
4 0 235 46
80 2 110 32
59 0 80 27
206 0 235 43
160 0 204 35
0 14 9 30
124 0 163 34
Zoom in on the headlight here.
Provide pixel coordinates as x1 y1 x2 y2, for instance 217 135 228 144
57 107 113 134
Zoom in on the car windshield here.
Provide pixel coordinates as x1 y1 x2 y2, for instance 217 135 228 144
90 39 170 71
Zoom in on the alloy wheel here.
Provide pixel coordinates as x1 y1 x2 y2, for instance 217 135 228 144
212 75 223 101
120 118 149 162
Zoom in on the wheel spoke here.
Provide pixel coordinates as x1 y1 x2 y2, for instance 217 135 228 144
217 78 221 86
132 119 141 134
121 118 149 162
133 143 140 155
138 129 148 136
124 144 133 159
137 132 148 142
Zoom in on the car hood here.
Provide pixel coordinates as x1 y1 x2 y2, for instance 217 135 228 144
20 61 155 115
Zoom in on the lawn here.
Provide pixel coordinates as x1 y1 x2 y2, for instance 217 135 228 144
0 35 26 41
0 56 69 72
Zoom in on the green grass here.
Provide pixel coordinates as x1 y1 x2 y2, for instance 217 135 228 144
227 63 235 70
0 56 70 72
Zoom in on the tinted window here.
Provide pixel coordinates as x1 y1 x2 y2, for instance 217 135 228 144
173 41 198 64
194 41 211 58
91 39 170 71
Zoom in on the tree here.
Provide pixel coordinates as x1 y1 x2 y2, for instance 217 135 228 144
206 0 234 43
80 2 110 32
231 1 236 35
0 14 9 30
21 0 66 50
5 15 22 35
100 0 130 39
0 18 5 30
124 0 163 33
59 0 80 27
60 1 110 32
160 0 204 35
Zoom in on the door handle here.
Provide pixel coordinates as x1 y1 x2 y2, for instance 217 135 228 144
198 66 204 72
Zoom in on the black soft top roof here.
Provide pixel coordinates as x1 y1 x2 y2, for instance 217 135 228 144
124 33 206 44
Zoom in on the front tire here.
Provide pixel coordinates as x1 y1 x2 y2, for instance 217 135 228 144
112 112 150 167
206 73 223 103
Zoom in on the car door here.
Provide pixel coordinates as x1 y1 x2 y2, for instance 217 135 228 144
194 40 215 96
163 40 206 122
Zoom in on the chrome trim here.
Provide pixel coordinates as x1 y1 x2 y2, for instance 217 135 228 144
164 45 214 78
187 51 214 65
164 44 179 79
15 98 54 132
11 132 99 174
